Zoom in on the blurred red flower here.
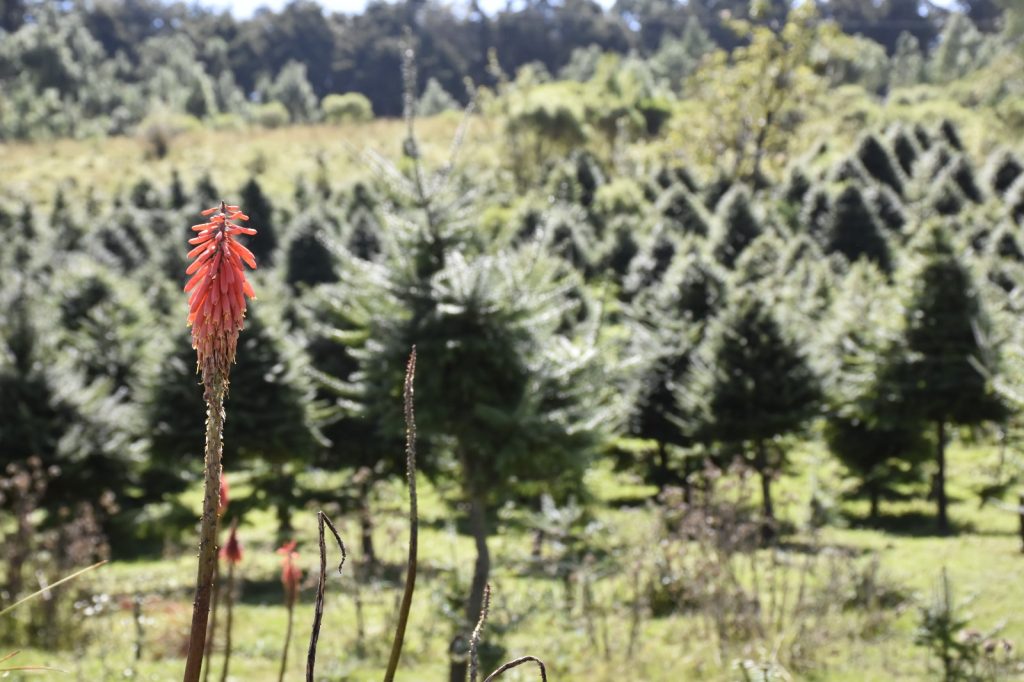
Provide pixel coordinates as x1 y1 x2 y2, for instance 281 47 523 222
185 202 257 381
221 521 243 565
276 540 301 606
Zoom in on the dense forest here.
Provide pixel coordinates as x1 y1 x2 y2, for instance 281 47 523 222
4 0 1024 680
0 0 1018 136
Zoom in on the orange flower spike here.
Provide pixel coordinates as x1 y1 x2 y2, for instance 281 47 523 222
184 201 258 384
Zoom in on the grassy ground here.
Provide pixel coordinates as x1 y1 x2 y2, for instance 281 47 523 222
5 437 1024 681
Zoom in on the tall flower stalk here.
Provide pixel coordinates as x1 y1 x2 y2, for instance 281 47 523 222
219 519 243 682
182 203 257 682
277 540 302 682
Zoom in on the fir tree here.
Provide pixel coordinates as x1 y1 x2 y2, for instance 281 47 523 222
856 134 904 195
982 150 1024 196
284 210 339 289
889 126 921 176
898 223 1007 533
239 177 278 265
686 291 821 527
709 185 762 268
655 183 710 237
820 263 929 521
823 184 892 273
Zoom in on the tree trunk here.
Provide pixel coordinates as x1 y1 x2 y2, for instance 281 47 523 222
358 480 376 566
653 441 671 490
869 482 881 523
936 420 949 535
755 440 774 542
449 489 490 682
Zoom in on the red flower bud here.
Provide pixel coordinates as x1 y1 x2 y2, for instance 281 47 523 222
220 520 243 565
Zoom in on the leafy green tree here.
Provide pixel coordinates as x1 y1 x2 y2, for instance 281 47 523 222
709 184 762 268
686 290 821 525
322 92 374 123
823 184 892 273
266 60 318 123
898 223 1007 533
890 31 925 87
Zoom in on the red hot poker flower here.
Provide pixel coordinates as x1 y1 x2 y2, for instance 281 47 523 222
220 521 243 565
185 202 257 384
277 540 301 606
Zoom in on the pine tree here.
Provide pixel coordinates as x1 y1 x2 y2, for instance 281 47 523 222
239 178 278 265
148 301 320 533
856 134 904 195
982 150 1024 197
823 184 892 273
947 155 984 203
709 184 762 268
898 222 1007 533
865 184 907 234
686 291 821 526
655 183 710 237
820 263 929 521
284 210 339 290
889 126 921 176
628 252 724 489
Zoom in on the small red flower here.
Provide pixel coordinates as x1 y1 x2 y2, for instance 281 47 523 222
218 472 230 516
220 521 243 565
185 202 257 383
276 540 301 606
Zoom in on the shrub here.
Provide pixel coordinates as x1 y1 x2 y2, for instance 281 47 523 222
253 101 289 129
322 93 374 124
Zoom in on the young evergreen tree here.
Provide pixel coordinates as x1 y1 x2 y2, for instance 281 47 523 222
898 222 1007 533
655 183 711 237
823 184 892 273
820 263 929 521
982 150 1024 197
686 290 821 527
709 184 762 268
238 177 278 265
889 125 920 176
148 300 320 533
628 251 725 490
856 133 905 195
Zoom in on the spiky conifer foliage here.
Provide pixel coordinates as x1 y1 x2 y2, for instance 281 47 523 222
1009 175 1024 225
889 126 920 176
946 154 983 203
709 184 762 268
284 209 340 289
623 223 678 299
938 119 964 151
896 222 1007 533
800 185 831 241
781 165 812 205
315 64 618 681
982 150 1024 196
927 170 966 217
148 299 321 533
823 184 892 273
828 157 870 185
733 231 786 288
856 133 904 195
683 289 821 524
0 283 145 541
653 163 699 194
819 263 929 520
865 184 907 234
654 183 710 236
238 177 277 265
627 250 724 488
917 144 953 181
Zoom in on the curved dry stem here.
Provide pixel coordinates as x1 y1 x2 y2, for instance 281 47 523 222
0 560 107 619
383 347 419 682
306 511 347 682
469 583 492 682
483 656 548 682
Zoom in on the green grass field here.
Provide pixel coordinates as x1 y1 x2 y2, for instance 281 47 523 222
6 437 1023 681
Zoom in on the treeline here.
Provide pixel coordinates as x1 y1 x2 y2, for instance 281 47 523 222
0 0 1014 140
